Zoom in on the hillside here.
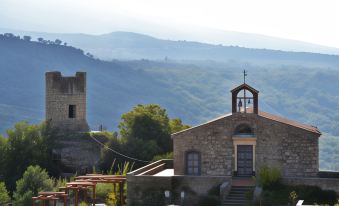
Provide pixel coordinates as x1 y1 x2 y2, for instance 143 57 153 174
2 29 339 66
2 27 339 58
0 34 338 170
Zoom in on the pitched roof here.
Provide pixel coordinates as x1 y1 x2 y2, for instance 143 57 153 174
172 109 321 136
247 108 321 135
230 83 259 93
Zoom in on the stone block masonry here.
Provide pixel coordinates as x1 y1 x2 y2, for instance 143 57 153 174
46 71 89 132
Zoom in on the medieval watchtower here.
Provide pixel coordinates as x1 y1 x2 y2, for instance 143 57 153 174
46 71 89 132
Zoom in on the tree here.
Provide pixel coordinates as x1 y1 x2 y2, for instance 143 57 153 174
13 165 54 206
4 33 14 38
0 136 7 176
23 36 31 41
0 182 10 205
3 121 57 191
169 118 190 134
54 39 62 45
100 104 190 170
119 104 172 154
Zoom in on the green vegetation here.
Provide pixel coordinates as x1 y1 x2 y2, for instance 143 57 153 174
320 133 339 171
99 104 190 170
119 104 172 158
256 165 281 189
253 166 337 205
152 152 173 161
197 184 221 206
0 182 10 205
1 121 58 191
13 165 54 206
258 184 337 206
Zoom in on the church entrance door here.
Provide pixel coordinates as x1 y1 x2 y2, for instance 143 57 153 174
237 145 253 176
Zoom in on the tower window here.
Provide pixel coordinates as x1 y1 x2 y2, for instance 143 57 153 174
69 105 76 118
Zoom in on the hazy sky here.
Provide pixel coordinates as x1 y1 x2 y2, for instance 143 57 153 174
1 0 339 48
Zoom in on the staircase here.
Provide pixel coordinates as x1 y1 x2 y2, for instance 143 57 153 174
223 185 253 206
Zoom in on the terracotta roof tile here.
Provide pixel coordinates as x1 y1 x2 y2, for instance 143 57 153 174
247 108 321 135
172 108 321 136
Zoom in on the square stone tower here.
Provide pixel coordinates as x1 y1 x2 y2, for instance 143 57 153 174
46 71 89 132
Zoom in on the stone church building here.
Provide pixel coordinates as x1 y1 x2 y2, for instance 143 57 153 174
172 83 321 178
127 82 339 206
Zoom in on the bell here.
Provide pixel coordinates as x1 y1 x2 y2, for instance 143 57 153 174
248 99 251 104
238 99 243 107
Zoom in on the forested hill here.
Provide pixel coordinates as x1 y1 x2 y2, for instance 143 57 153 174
3 31 339 67
0 33 338 170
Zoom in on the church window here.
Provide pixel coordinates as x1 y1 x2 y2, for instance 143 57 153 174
69 105 76 118
185 151 201 175
234 124 253 136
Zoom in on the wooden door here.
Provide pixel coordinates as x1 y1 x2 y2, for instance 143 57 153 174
237 145 253 176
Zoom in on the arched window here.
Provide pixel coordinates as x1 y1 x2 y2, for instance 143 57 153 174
234 124 254 136
185 151 201 175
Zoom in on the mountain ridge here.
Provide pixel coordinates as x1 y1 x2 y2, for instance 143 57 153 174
1 28 339 59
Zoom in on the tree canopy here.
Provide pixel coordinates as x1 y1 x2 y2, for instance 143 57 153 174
100 104 190 171
2 121 57 191
13 165 54 206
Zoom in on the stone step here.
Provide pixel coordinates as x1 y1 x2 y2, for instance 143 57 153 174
229 190 249 195
223 200 247 205
231 186 253 190
224 199 246 203
228 194 246 197
223 185 253 206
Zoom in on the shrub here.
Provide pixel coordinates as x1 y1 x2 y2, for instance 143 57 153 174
197 195 220 206
0 182 10 205
13 165 54 206
99 161 134 206
256 165 281 189
152 152 173 161
260 184 338 206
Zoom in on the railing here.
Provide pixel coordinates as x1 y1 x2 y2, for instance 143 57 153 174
127 159 173 176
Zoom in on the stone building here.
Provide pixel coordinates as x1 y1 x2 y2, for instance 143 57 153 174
173 83 321 178
45 71 104 174
46 71 89 132
127 83 339 206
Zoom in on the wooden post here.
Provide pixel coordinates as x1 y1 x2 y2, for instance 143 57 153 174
75 189 79 206
84 188 88 204
120 182 124 206
92 185 96 206
54 199 57 206
63 195 67 206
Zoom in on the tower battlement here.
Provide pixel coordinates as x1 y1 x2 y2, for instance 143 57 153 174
46 71 89 132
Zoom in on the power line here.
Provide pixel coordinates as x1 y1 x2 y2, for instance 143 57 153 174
89 134 150 163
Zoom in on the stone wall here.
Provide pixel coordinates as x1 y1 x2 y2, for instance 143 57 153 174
127 160 231 206
282 177 339 194
172 112 320 177
46 71 89 132
173 115 233 176
52 133 105 173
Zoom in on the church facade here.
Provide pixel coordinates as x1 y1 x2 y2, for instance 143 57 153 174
173 83 321 178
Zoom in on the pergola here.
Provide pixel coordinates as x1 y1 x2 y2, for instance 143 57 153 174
74 174 126 206
32 174 126 206
32 191 67 206
60 181 96 206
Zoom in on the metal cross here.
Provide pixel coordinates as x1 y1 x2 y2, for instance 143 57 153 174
243 70 247 84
